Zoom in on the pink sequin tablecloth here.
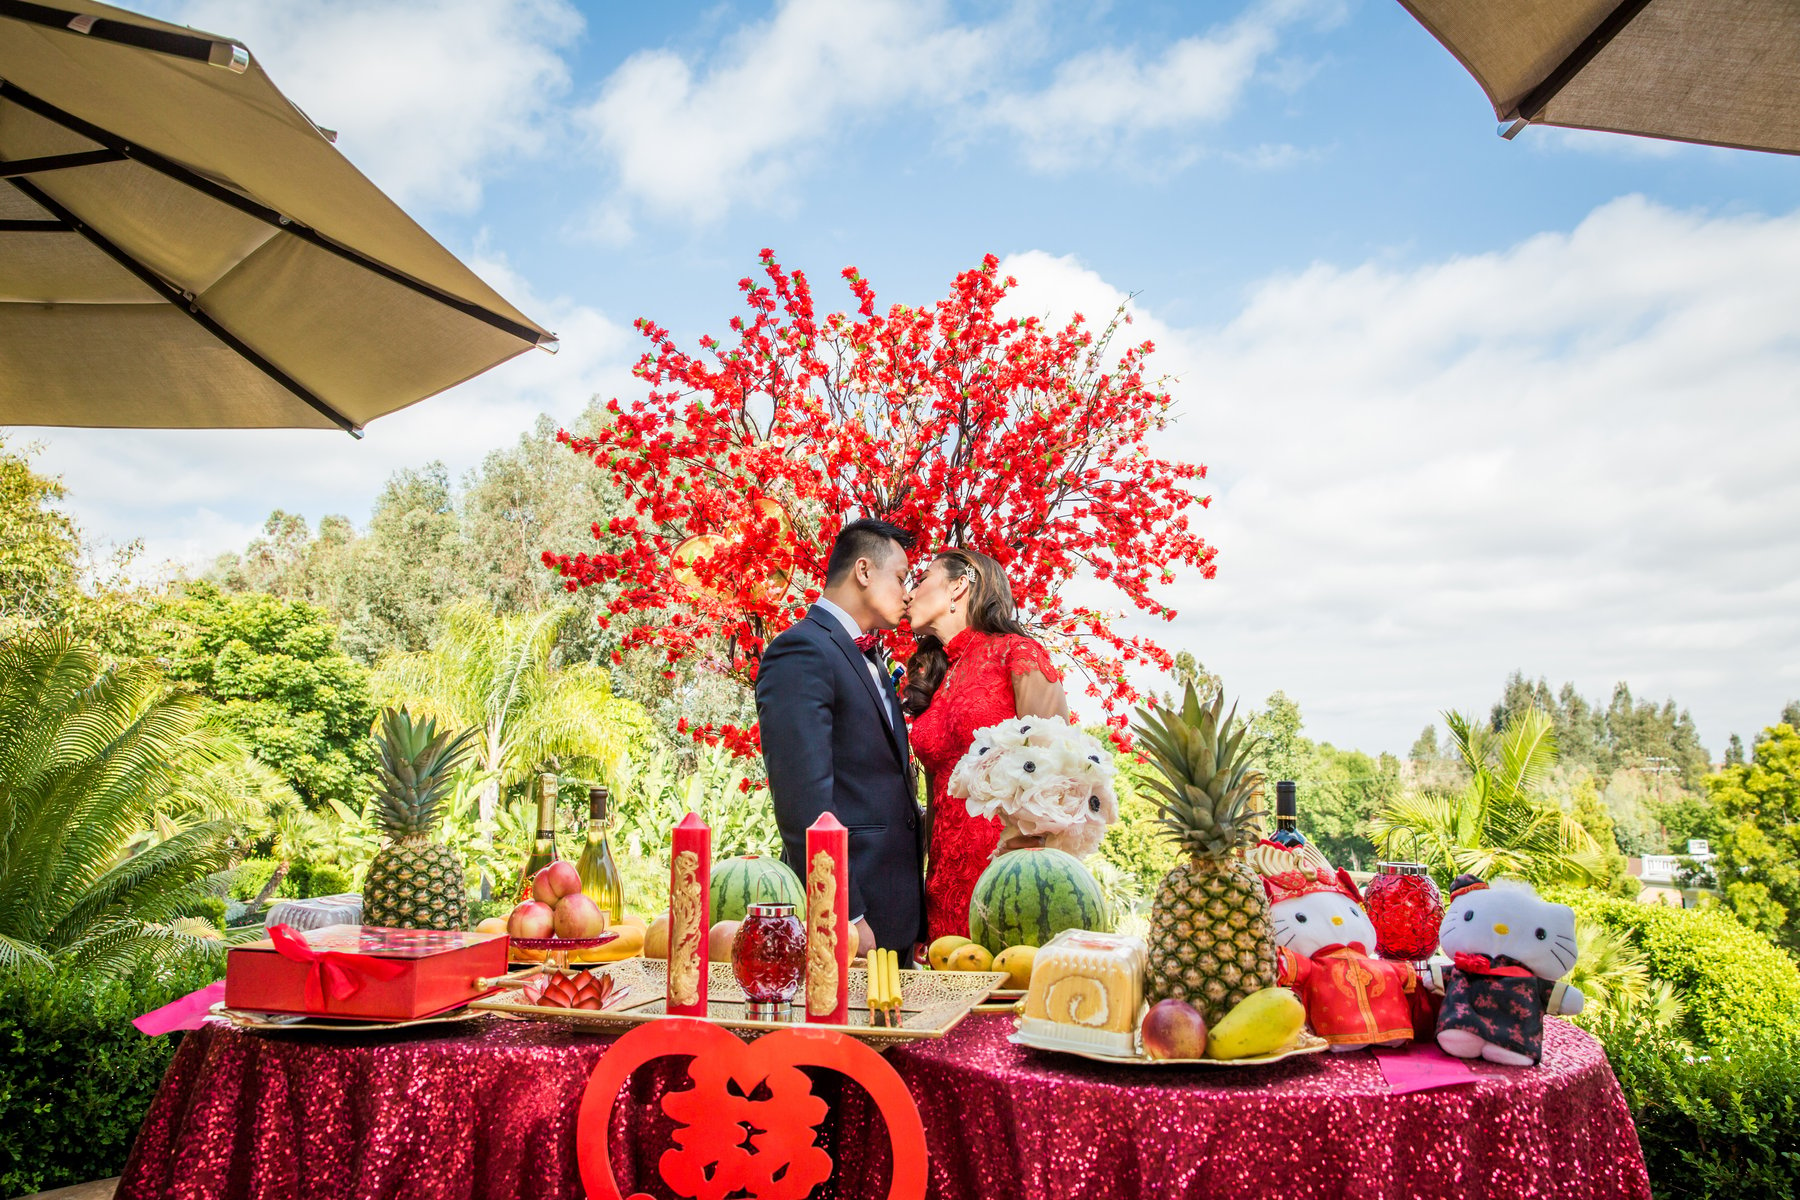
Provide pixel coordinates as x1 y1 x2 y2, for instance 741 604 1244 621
117 1013 1649 1200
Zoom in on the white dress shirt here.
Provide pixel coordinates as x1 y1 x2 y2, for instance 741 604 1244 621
813 595 892 727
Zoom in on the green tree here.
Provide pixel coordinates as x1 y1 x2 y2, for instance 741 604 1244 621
1569 774 1636 895
0 632 235 974
373 600 651 833
0 437 142 654
0 437 82 636
1701 724 1800 953
1371 708 1605 888
137 583 376 809
1408 724 1439 762
1249 691 1306 786
1725 733 1745 767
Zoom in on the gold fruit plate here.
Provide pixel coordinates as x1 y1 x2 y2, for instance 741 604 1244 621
1009 1025 1331 1068
472 959 1006 1045
210 1001 485 1035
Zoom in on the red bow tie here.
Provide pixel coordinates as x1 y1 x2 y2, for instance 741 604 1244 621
1453 952 1533 978
855 633 881 653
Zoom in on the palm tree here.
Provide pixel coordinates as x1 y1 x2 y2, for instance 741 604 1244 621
0 631 237 974
1371 708 1605 887
372 601 649 831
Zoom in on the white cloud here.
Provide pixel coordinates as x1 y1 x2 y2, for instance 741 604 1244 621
580 0 1330 226
154 0 583 212
983 17 1276 171
29 257 634 574
579 0 1012 225
997 197 1800 755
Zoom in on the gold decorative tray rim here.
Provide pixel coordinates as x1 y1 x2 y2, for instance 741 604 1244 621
210 1001 484 1034
471 959 1007 1043
1009 1025 1331 1068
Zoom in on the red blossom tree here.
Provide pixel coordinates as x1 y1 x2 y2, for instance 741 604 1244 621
544 251 1215 753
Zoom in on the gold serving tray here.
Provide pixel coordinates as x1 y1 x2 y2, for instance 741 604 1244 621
1009 1025 1331 1068
471 960 1006 1044
211 1001 484 1035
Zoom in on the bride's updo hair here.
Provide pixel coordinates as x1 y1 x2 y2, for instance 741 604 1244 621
902 547 1030 717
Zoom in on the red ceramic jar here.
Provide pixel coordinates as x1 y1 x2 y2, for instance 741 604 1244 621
1364 862 1444 961
731 901 807 1019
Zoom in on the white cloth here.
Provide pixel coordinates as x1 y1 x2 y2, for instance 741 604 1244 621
814 595 892 727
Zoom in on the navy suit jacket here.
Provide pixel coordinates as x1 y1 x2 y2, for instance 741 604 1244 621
755 606 925 951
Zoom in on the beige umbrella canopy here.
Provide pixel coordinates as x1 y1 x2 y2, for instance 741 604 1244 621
0 0 555 437
1400 0 1800 156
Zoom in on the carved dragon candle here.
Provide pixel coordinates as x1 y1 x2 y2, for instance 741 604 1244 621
804 812 849 1024
666 812 711 1016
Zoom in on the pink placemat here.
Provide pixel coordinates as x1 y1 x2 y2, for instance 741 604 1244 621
1372 1041 1478 1093
134 981 225 1035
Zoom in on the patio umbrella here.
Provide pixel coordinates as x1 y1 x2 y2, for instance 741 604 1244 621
0 0 555 437
1398 0 1800 155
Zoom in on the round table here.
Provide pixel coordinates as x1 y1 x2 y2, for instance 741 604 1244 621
117 1013 1650 1200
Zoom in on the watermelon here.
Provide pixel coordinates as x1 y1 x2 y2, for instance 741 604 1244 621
710 854 805 924
967 848 1110 954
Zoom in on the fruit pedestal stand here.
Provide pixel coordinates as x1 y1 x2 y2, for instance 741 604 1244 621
116 1010 1650 1200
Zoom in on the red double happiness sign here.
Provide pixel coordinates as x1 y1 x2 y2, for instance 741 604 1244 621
576 1017 927 1200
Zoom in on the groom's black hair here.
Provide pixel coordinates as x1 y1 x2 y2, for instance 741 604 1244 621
824 518 914 586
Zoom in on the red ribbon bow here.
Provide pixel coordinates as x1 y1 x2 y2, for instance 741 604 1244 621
1452 952 1533 978
268 924 408 1011
854 632 881 653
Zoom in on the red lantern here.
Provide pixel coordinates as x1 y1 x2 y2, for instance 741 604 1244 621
1364 862 1444 961
576 1017 927 1200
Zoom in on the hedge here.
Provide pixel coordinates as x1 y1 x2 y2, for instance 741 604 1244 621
1549 889 1800 1052
1589 1010 1800 1199
0 954 222 1196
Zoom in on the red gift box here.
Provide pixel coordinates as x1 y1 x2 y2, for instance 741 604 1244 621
225 924 509 1020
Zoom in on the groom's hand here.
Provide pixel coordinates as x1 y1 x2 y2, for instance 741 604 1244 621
853 918 876 957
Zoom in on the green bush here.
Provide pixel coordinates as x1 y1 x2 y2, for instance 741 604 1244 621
279 860 353 899
1586 1010 1800 1199
1551 889 1800 1052
180 894 228 930
228 856 282 901
0 953 223 1196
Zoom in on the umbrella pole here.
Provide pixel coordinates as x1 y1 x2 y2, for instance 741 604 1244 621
8 174 364 437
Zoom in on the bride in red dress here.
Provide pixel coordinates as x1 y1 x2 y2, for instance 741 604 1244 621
904 548 1070 944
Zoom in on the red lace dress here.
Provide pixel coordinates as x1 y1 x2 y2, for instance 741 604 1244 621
909 629 1065 943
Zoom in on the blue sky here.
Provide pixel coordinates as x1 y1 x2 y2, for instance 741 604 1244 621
26 0 1800 758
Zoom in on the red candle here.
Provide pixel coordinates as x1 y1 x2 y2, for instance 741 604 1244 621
803 813 849 1024
666 812 711 1016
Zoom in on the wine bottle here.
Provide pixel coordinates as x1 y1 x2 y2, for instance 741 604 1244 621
1270 780 1306 849
577 785 624 923
516 773 560 902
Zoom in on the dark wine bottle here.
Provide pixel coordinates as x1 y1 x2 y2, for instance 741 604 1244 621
1270 780 1307 849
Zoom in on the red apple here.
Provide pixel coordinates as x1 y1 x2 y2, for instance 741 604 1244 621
1141 998 1208 1061
708 919 741 963
531 860 583 905
507 900 555 939
554 893 606 939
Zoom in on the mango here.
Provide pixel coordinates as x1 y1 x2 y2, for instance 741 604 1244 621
945 942 994 972
928 935 973 971
1206 987 1306 1061
992 945 1036 990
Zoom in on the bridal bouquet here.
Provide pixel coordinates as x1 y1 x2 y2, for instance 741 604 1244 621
950 719 1119 859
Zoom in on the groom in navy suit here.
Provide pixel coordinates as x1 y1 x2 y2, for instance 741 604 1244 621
756 518 924 957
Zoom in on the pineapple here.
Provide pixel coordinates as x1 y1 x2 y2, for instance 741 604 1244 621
1136 683 1277 1024
362 707 479 931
